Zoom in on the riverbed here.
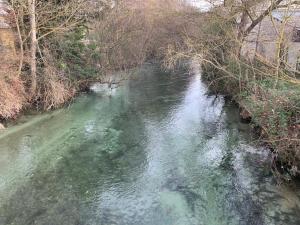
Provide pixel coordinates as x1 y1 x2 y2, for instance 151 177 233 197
0 63 299 225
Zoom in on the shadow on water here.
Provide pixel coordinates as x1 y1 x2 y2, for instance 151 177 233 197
0 63 299 225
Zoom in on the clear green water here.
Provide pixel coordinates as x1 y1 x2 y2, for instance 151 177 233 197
0 63 299 225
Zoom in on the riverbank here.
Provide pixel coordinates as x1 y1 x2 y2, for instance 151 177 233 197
201 59 300 179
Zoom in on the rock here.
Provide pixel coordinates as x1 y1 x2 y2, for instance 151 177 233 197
0 123 5 130
240 108 252 123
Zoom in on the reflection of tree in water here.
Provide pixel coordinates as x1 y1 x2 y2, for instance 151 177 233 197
219 108 300 225
161 168 208 214
229 155 300 225
127 64 191 119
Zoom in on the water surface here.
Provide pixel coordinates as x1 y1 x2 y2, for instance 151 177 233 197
0 63 299 225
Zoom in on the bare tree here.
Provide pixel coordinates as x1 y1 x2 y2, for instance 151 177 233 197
28 0 37 95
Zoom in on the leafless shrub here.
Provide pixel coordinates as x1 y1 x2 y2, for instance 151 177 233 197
0 74 25 119
89 0 200 72
36 49 75 110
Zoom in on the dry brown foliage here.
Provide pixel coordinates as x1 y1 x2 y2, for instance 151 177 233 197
89 0 200 72
0 38 26 119
36 49 76 110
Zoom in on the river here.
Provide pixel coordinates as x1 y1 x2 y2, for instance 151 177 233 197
0 63 299 225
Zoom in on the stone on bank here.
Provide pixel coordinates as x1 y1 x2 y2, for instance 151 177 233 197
0 123 5 130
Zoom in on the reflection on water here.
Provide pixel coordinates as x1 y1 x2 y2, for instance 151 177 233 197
0 63 299 225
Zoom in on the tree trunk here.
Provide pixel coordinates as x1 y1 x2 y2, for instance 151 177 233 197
11 1 24 77
236 11 248 57
28 0 37 97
